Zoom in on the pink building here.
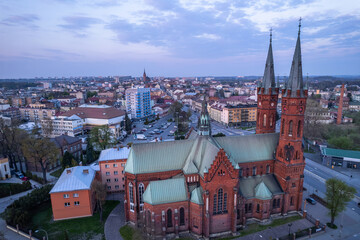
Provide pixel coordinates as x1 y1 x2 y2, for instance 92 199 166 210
98 147 131 192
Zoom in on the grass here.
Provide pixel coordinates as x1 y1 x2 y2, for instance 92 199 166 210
50 168 63 178
327 222 338 229
304 148 315 153
119 225 143 240
31 200 119 240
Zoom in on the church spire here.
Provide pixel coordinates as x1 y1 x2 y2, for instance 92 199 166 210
284 18 304 97
259 28 276 94
198 95 211 136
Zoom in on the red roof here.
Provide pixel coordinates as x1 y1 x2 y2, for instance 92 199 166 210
61 106 125 119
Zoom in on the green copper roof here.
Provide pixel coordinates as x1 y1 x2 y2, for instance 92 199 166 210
255 181 273 200
190 187 204 205
143 177 188 205
239 174 283 200
215 133 279 163
321 147 360 160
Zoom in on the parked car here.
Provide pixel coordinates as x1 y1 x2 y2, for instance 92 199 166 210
306 197 317 205
15 171 29 181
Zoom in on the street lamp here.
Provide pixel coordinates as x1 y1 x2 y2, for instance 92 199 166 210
288 223 293 236
35 229 48 240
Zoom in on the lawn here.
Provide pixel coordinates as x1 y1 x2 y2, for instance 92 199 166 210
50 168 63 178
31 200 119 240
119 225 142 240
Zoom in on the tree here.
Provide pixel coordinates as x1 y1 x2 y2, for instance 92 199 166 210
91 180 107 222
86 141 95 164
90 125 115 150
124 112 132 133
22 137 59 183
169 101 183 118
41 118 54 137
325 178 356 227
328 136 353 150
62 151 77 169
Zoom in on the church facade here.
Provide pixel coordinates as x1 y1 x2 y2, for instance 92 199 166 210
124 25 308 239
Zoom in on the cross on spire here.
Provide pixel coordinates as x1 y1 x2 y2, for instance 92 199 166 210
298 17 302 35
270 27 272 43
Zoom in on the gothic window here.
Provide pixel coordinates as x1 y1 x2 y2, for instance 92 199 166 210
290 197 294 206
213 194 217 213
266 165 270 174
217 189 223 212
277 199 280 208
263 114 267 127
245 204 248 213
248 203 252 212
138 183 144 209
252 166 256 176
281 119 285 135
295 151 299 159
180 208 185 226
129 183 134 211
297 120 301 137
256 204 260 213
223 193 227 211
167 209 173 227
239 168 243 178
270 114 273 127
273 199 276 208
288 120 293 136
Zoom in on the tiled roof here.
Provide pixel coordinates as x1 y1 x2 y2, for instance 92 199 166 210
143 177 188 205
50 166 95 193
98 147 131 161
61 106 125 119
255 181 273 200
51 135 81 148
239 174 283 200
190 187 204 205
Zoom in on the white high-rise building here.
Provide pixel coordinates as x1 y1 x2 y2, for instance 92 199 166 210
125 88 151 119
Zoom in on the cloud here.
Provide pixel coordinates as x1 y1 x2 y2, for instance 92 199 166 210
59 16 102 30
194 33 221 40
1 14 39 29
302 26 327 35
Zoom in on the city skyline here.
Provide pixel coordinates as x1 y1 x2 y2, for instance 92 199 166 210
1 0 360 78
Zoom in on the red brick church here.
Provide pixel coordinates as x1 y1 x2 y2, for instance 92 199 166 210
124 24 308 239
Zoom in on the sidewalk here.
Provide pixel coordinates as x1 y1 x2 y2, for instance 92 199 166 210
104 193 125 240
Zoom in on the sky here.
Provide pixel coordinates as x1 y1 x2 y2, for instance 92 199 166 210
0 0 359 78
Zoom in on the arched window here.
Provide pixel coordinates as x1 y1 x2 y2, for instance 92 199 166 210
297 120 301 137
295 151 299 159
180 208 185 226
290 197 294 206
288 120 293 136
223 193 227 212
270 114 273 127
256 204 260 213
273 199 276 208
252 166 256 176
138 183 144 211
281 119 285 135
213 194 217 213
277 199 280 208
129 183 134 211
217 189 223 212
266 165 270 174
167 209 172 227
239 168 243 178
263 114 267 127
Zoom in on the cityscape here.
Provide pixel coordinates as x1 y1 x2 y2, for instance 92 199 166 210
1 1 360 240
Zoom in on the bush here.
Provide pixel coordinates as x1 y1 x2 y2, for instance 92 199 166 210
327 222 338 229
25 171 44 184
0 182 32 198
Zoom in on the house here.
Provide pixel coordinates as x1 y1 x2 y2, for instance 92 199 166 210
98 147 131 192
50 166 96 221
0 158 11 180
52 135 83 159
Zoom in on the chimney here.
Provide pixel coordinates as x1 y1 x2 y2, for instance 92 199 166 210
337 84 345 125
83 169 89 174
66 169 72 174
79 161 82 166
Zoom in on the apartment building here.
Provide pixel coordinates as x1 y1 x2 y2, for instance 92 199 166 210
222 104 257 126
41 115 83 138
20 107 57 122
125 88 151 119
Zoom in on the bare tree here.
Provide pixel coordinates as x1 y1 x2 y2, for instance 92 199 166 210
91 180 107 222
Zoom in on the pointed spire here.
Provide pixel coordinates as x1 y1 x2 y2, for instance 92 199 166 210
285 19 304 97
259 28 276 94
198 94 211 136
277 75 280 88
305 73 309 90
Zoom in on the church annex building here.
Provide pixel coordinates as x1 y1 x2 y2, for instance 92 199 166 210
124 24 308 238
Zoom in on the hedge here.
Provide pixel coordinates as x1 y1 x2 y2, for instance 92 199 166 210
0 182 32 198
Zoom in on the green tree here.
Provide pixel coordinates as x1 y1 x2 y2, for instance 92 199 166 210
169 101 183 118
22 137 59 183
86 91 98 98
86 140 95 163
62 151 77 169
124 112 132 133
325 178 356 227
91 180 107 222
90 125 115 150
328 136 353 150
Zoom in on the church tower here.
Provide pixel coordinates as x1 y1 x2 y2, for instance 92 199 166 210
274 19 308 213
198 98 211 136
143 69 147 82
256 29 279 134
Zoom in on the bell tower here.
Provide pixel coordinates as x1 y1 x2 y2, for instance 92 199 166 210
198 97 211 136
274 19 308 214
256 29 279 134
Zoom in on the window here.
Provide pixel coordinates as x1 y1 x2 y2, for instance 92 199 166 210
266 165 270 174
297 120 301 137
213 194 217 213
64 194 69 198
288 120 293 136
245 204 248 213
105 164 109 168
64 202 70 207
290 196 294 206
114 178 119 182
217 189 223 212
106 179 111 183
107 186 111 190
167 209 173 227
115 185 119 189
74 201 80 206
295 151 299 159
106 172 110 176
248 203 252 212
121 163 125 167
256 204 260 213
292 183 296 188
239 168 243 178
281 119 285 135
73 193 79 198
129 183 134 211
252 166 256 176
263 114 267 127
114 171 118 175
237 209 240 219
147 210 151 226
139 183 144 205
270 114 273 127
223 193 227 211
113 164 118 167
277 199 280 208
180 208 185 226
273 199 277 208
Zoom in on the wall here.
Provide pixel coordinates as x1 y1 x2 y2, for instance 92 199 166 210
99 159 126 192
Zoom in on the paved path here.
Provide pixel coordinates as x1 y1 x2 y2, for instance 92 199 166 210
104 193 125 240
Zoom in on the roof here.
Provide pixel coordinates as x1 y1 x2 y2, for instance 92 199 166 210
51 135 81 148
143 178 188 205
321 147 360 160
61 106 125 119
259 35 276 94
98 147 131 162
190 187 204 205
50 166 95 193
239 174 283 200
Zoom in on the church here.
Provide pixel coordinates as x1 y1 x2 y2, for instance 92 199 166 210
124 23 307 239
